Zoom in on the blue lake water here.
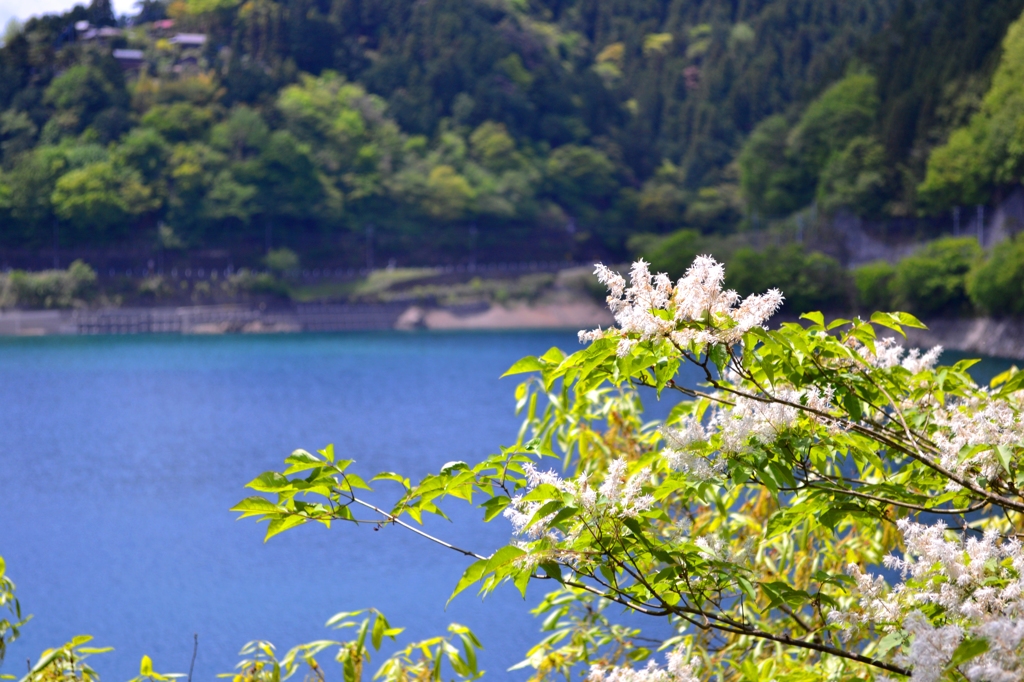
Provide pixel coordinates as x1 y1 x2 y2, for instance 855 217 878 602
0 331 691 681
0 333 1012 681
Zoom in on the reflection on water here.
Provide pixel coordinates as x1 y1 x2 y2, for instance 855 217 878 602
0 333 1012 680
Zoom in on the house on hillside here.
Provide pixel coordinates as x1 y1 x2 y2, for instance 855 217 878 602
74 22 122 42
113 48 145 70
169 33 207 47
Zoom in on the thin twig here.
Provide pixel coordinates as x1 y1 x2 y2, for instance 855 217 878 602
187 634 197 682
346 496 489 561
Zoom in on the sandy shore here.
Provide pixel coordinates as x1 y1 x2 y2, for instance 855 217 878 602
396 301 613 331
3 302 1024 360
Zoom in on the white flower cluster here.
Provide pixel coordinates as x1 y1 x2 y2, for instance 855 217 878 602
503 460 655 539
580 257 784 356
932 398 1023 485
661 420 723 481
587 648 700 682
887 520 1024 622
661 386 835 476
855 337 944 374
833 520 1024 682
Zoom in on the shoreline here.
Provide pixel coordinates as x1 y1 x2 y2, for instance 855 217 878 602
2 304 1023 361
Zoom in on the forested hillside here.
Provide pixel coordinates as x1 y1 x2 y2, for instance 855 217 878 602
0 0 1022 266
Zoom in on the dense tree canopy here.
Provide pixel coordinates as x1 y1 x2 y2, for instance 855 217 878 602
0 0 1022 261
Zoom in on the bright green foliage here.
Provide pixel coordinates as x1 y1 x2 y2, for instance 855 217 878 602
220 609 481 682
0 0 1020 254
140 103 216 143
853 260 897 313
0 557 27 671
891 237 982 316
19 636 114 682
920 7 1024 210
51 161 156 237
236 259 1024 679
0 552 479 682
967 232 1024 315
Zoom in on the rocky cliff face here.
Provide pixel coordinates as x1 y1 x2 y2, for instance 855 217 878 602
898 318 1024 360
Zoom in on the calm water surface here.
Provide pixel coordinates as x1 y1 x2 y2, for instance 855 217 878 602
0 331 690 681
0 333 1011 680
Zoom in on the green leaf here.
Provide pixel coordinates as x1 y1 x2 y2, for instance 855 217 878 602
486 545 526 573
800 311 824 327
501 356 544 378
440 461 469 475
709 343 729 377
231 496 280 517
871 312 927 337
264 514 306 541
994 367 1024 396
247 472 292 493
371 613 385 650
842 391 863 422
372 472 410 488
449 559 489 603
539 562 562 582
991 365 1019 388
947 636 989 670
480 496 511 522
875 631 903 658
994 445 1014 475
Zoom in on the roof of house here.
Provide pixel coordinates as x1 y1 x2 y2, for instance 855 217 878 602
169 33 207 46
113 49 145 60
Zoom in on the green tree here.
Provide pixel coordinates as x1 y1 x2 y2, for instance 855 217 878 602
139 102 216 143
789 73 879 173
891 237 982 316
737 115 814 217
919 7 1024 211
43 62 128 141
639 228 704 277
51 161 156 239
545 144 618 216
816 135 888 215
853 259 897 312
727 243 851 313
967 232 1024 316
421 165 475 221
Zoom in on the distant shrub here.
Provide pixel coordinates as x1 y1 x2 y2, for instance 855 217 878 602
0 260 97 309
726 244 850 313
891 237 981 317
263 248 300 275
137 275 175 301
228 268 288 297
853 260 896 312
640 229 703 278
967 232 1024 316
